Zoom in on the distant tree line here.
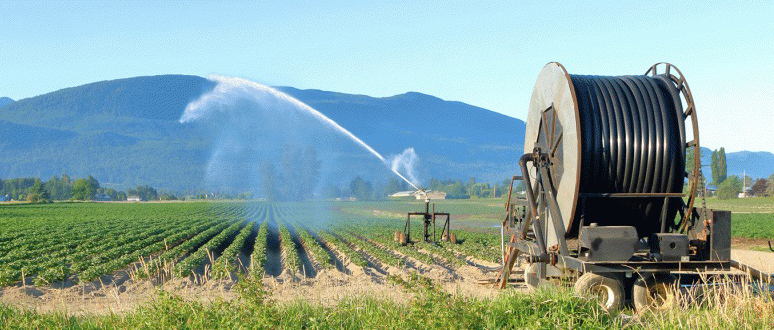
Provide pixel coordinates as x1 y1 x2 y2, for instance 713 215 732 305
128 185 159 201
319 176 523 201
702 147 774 200
0 175 167 202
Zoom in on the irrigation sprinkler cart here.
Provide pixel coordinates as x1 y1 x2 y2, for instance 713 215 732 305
490 62 774 312
395 192 454 245
495 151 774 311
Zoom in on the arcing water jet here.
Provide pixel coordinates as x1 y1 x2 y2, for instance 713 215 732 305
180 75 420 190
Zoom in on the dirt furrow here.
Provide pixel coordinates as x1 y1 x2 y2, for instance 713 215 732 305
284 224 317 278
264 212 283 277
356 235 459 282
331 233 391 283
303 227 349 275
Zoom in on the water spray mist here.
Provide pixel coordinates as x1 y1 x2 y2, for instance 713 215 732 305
180 75 420 190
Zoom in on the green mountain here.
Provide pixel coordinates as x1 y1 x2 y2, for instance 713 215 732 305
1 75 769 194
700 147 774 180
0 75 524 192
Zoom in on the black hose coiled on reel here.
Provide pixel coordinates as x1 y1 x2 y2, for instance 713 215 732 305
569 74 685 237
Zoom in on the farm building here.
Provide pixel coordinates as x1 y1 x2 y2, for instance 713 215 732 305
389 191 416 198
389 190 448 200
417 190 446 200
127 195 142 202
738 187 753 198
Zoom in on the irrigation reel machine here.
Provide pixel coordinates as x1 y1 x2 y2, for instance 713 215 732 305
491 62 773 312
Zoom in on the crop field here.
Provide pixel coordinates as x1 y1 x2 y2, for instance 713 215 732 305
0 200 772 329
0 201 504 293
1 199 772 291
706 196 774 213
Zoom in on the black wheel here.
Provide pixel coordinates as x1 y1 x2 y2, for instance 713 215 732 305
573 273 625 312
633 273 678 312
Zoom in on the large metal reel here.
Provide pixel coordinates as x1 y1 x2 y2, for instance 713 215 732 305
524 62 580 248
645 63 700 229
524 62 698 247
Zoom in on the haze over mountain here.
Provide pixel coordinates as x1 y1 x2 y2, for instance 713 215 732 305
699 147 774 183
0 75 523 192
0 75 769 193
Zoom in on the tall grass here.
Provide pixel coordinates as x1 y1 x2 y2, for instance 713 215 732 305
633 275 774 329
0 275 771 329
0 276 620 329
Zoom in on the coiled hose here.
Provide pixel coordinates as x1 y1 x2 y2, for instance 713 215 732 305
569 74 685 237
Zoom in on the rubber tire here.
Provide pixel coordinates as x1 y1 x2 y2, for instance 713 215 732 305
573 273 625 312
450 233 457 244
633 273 678 313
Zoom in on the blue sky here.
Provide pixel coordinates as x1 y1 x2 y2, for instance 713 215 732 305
0 1 772 152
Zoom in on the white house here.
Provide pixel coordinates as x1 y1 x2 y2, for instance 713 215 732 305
389 191 416 198
738 187 753 198
416 190 446 200
127 195 142 202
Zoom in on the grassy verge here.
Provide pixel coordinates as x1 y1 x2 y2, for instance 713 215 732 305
0 278 620 329
706 196 774 213
2 275 772 329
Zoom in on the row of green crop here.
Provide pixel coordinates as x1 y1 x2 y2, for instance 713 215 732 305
212 221 255 279
250 221 269 275
79 218 218 282
295 226 333 269
174 221 246 277
273 207 333 270
142 220 236 277
336 231 404 268
277 221 300 275
317 231 368 268
0 203 278 286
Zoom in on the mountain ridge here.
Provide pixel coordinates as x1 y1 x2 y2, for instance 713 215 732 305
0 75 770 192
0 75 524 191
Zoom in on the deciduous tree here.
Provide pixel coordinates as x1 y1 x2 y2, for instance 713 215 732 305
750 178 768 196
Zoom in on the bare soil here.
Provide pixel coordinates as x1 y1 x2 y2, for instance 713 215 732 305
732 237 774 251
731 249 774 273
